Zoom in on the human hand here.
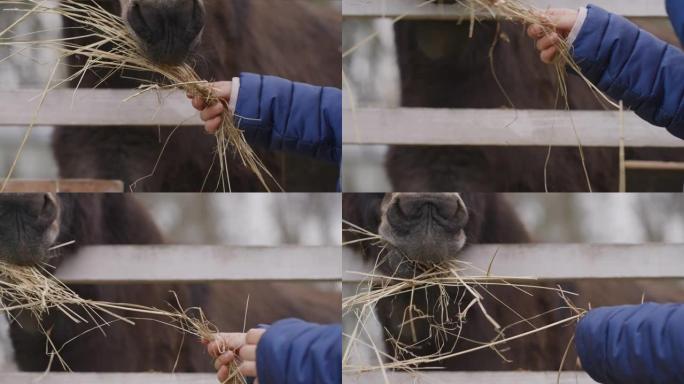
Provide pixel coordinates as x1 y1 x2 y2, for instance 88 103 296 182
527 8 579 64
187 81 232 134
203 328 266 383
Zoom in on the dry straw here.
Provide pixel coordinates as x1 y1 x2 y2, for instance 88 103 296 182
343 0 625 192
0 0 280 192
0 244 246 383
342 220 586 382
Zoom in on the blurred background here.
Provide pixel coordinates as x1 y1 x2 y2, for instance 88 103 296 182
507 193 684 243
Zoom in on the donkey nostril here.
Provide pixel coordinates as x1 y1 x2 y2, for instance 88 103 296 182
435 201 460 220
128 1 155 42
37 194 58 224
396 198 427 219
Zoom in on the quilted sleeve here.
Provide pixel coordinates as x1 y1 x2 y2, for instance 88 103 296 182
572 5 684 139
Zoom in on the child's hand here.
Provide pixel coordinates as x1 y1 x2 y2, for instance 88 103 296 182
188 81 232 134
203 328 267 382
527 9 579 63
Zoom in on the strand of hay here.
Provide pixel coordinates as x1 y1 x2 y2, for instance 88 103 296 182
0 250 246 382
342 220 585 380
0 0 280 192
619 100 626 192
343 0 628 192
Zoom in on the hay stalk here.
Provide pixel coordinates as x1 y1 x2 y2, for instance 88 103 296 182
0 257 246 383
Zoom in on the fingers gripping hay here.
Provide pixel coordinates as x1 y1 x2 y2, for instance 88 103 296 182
0 0 280 192
342 221 586 377
0 258 246 383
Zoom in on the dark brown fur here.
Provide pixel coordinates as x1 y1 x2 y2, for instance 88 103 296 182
343 194 679 371
6 195 340 372
389 19 684 192
53 0 342 192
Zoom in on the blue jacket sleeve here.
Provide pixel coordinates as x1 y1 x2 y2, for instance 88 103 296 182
572 5 684 139
667 0 684 46
234 73 342 165
256 318 342 384
575 303 684 383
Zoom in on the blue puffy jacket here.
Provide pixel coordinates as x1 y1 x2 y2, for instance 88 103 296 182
572 5 684 140
667 0 684 45
234 73 341 177
575 303 684 383
256 318 342 384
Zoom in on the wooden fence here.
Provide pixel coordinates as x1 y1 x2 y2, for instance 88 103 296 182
343 243 684 282
343 108 683 148
0 89 200 127
0 88 196 192
0 245 340 382
343 0 667 19
2 179 124 192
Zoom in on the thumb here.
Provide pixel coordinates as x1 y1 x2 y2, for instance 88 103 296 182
541 8 578 35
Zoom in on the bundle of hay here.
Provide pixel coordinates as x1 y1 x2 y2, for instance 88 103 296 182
343 221 585 380
0 0 279 192
0 258 246 382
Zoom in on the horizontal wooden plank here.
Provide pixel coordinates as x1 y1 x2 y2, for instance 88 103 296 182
0 371 598 384
343 108 684 147
343 244 684 282
1 179 124 193
625 160 684 172
0 371 597 384
343 0 666 19
0 373 216 384
55 245 341 283
343 371 596 383
0 89 202 127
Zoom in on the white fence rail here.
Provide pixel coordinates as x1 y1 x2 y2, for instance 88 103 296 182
0 373 216 384
0 89 201 127
343 371 596 383
343 244 684 282
2 179 124 192
343 108 684 147
54 245 341 283
343 0 667 19
0 371 598 383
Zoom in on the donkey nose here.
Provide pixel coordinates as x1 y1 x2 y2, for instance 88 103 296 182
127 0 205 64
16 194 58 227
396 194 463 221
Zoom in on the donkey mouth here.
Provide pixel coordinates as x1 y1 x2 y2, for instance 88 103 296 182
383 229 468 265
0 194 61 266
